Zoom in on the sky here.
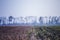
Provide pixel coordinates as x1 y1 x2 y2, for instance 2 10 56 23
0 0 60 17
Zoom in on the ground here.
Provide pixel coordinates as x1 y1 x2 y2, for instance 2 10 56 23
0 26 60 40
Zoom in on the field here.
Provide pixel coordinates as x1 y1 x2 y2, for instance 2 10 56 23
0 26 60 40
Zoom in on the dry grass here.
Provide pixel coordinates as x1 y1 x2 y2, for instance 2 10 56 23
0 26 33 40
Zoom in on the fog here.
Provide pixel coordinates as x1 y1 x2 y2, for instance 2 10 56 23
0 0 60 17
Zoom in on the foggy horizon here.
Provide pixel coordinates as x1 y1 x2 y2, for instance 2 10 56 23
0 0 60 17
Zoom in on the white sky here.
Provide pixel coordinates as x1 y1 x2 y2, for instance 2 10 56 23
0 0 60 17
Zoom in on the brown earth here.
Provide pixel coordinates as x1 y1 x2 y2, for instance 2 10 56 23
0 26 34 40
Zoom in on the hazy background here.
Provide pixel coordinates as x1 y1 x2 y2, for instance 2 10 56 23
0 0 60 17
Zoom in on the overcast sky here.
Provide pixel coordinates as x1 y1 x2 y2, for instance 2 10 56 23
0 0 60 17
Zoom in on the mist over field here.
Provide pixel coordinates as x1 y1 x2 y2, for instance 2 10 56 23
0 0 60 40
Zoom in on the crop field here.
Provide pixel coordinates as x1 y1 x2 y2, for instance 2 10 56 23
0 26 60 40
